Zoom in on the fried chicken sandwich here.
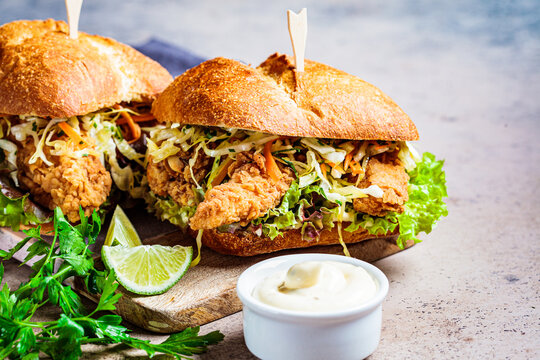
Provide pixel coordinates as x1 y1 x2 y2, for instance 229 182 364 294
146 53 447 256
0 19 173 230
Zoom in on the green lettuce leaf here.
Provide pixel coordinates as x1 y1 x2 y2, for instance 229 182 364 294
159 150 447 250
394 152 448 248
145 192 196 230
261 211 297 239
345 152 447 248
256 151 448 247
345 212 399 236
258 183 300 239
253 182 329 239
0 186 51 231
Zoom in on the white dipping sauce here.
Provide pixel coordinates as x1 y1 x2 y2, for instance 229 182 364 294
252 261 378 312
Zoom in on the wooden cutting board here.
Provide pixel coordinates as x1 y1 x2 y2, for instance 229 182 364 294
0 219 411 334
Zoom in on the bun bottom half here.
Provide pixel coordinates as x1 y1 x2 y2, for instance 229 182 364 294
192 225 410 257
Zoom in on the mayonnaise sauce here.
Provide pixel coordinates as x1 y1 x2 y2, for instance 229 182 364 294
252 261 378 312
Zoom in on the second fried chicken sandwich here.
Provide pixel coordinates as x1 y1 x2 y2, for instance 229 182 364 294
0 19 173 229
147 53 448 256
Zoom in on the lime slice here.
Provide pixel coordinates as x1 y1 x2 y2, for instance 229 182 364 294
102 244 193 295
104 205 142 247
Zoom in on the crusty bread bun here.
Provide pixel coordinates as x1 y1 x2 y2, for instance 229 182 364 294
151 53 420 256
193 226 401 257
0 19 173 117
153 53 418 141
0 19 173 231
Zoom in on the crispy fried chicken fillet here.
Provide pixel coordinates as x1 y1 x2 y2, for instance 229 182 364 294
149 55 423 256
16 136 112 222
189 152 294 230
147 149 212 207
353 153 409 217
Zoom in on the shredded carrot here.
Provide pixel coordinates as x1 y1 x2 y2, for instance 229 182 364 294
114 105 141 144
319 163 329 181
263 140 282 182
344 152 353 171
373 143 389 150
349 161 364 175
58 122 87 148
324 161 345 175
211 157 234 187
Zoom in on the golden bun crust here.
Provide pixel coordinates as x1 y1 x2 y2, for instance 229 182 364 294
0 19 173 117
194 225 400 257
153 53 418 141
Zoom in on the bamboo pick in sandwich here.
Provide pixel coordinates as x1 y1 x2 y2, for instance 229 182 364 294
287 8 308 72
65 0 83 39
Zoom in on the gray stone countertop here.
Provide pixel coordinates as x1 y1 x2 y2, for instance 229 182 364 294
1 0 539 359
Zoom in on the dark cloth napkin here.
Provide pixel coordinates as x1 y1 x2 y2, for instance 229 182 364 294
134 38 206 77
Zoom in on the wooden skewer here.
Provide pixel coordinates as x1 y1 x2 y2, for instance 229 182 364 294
287 8 308 72
65 0 83 39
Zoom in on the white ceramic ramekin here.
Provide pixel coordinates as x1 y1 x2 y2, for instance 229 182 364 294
236 253 389 360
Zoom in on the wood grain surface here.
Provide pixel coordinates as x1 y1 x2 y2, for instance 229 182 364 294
75 229 410 333
0 226 411 334
2 2 539 359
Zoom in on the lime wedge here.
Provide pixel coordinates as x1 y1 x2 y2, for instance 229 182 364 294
102 244 193 295
104 206 142 247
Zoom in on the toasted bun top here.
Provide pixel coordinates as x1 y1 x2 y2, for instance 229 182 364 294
0 19 173 118
153 53 418 141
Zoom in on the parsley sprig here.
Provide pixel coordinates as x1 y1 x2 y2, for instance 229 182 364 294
0 207 224 359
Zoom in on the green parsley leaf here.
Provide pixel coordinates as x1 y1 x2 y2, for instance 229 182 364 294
16 327 36 355
0 206 224 359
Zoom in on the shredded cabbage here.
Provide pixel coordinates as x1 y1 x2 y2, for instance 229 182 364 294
252 151 447 245
144 124 446 251
330 184 383 200
206 155 226 189
298 171 318 188
202 133 279 157
28 118 64 166
191 230 204 267
11 118 45 142
188 144 203 188
5 107 150 200
116 139 145 166
0 139 18 185
0 117 11 139
301 138 347 164
305 150 330 186
147 138 181 163
398 141 421 172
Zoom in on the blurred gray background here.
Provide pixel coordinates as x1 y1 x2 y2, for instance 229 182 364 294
1 1 539 359
1 0 538 156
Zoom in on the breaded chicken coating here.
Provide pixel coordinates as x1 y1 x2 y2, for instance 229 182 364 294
16 137 111 222
146 149 211 207
190 152 294 230
353 154 409 217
